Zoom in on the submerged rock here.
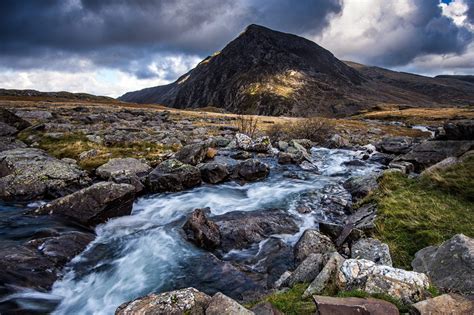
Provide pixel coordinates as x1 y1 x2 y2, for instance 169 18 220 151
183 208 221 250
0 148 90 201
147 159 201 192
412 234 474 294
116 287 211 315
351 238 392 266
294 229 336 264
234 159 270 182
199 162 229 184
312 295 398 315
34 182 135 227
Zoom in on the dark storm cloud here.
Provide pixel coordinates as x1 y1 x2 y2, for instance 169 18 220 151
0 0 342 78
466 0 474 24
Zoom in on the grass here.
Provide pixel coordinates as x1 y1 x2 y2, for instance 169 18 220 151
367 156 474 269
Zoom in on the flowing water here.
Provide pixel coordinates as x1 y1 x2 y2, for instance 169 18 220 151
2 147 383 314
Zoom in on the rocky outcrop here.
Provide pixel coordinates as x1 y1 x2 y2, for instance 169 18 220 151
96 157 151 192
343 175 379 203
175 142 211 165
337 259 430 303
206 292 254 315
199 162 229 184
0 137 27 152
436 120 474 141
34 182 136 227
286 253 324 287
0 108 31 131
412 234 474 294
183 208 221 250
0 148 90 201
294 229 336 264
235 134 272 153
234 159 270 182
351 238 392 266
303 252 345 297
375 137 413 154
410 293 474 315
115 287 211 315
312 296 399 315
147 159 201 192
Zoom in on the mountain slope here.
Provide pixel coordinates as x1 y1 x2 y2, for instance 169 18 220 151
120 24 474 117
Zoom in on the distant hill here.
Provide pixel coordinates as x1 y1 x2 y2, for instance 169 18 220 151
119 24 474 117
0 89 116 103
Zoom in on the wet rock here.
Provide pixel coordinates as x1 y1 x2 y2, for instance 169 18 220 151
235 159 270 182
299 161 318 172
0 122 18 136
0 148 90 201
368 152 394 166
213 209 298 252
327 134 350 148
277 152 304 164
206 292 254 315
436 120 474 141
235 133 272 153
199 162 229 184
412 234 474 294
337 259 430 303
410 293 474 315
34 182 135 227
397 140 473 172
183 208 221 250
343 175 379 203
318 222 364 247
212 136 231 147
345 203 377 232
251 302 283 315
147 159 201 192
231 151 253 160
116 287 211 315
276 140 289 151
286 253 324 287
312 296 399 315
96 157 151 192
294 229 336 264
303 252 345 297
0 108 31 130
351 238 392 266
0 137 27 152
376 137 413 154
388 160 414 174
175 142 210 165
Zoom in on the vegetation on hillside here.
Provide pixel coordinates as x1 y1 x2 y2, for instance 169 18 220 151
266 117 335 144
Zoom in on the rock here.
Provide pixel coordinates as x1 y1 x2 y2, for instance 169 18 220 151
274 271 292 289
376 137 413 154
368 152 394 166
34 182 135 227
0 108 31 130
351 238 392 266
286 253 324 287
235 133 271 153
327 134 350 148
0 148 90 201
213 209 298 252
78 149 98 161
231 151 253 160
337 259 430 303
0 231 94 295
0 122 18 136
421 156 459 175
251 302 283 315
388 160 415 174
199 162 229 184
147 159 201 192
276 140 289 151
343 175 379 203
183 208 221 250
15 110 53 121
345 203 378 232
294 229 336 264
312 296 399 315
116 287 211 315
436 120 474 141
206 292 254 315
96 157 151 192
410 293 474 315
397 140 473 172
303 252 345 297
299 161 319 172
277 152 304 164
206 147 218 159
175 142 210 165
213 136 231 147
235 159 270 182
412 234 474 294
0 137 27 152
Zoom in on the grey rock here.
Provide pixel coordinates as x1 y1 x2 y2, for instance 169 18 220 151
206 292 254 315
183 208 221 250
251 302 283 315
436 120 474 141
312 295 399 315
96 157 151 192
343 175 379 203
287 253 324 287
0 137 27 152
0 122 18 136
376 136 413 154
146 159 201 192
303 252 345 298
235 159 270 182
15 110 53 121
294 229 336 264
0 108 31 130
351 238 392 266
411 293 474 315
231 151 253 160
412 234 474 294
175 142 210 165
199 162 229 184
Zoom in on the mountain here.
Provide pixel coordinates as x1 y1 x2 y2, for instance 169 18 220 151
119 24 474 117
0 89 116 103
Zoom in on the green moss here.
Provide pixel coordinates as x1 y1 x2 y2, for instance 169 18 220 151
367 157 474 269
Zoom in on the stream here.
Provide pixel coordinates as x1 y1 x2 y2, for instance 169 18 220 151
1 147 383 314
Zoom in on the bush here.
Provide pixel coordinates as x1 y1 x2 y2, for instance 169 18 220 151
235 114 259 138
266 117 335 144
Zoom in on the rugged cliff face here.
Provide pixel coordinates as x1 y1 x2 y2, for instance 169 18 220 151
120 24 474 117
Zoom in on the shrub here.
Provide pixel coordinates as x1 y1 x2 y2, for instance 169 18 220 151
266 117 335 144
235 114 259 138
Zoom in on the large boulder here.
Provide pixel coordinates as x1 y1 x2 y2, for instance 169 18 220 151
0 148 90 201
397 140 473 172
375 137 414 155
410 293 474 315
0 122 18 136
343 175 379 203
294 229 336 264
0 137 27 152
235 133 271 153
213 209 298 252
337 259 430 303
96 157 151 192
234 159 270 182
175 142 210 166
199 162 229 184
0 108 31 130
34 182 135 227
303 252 345 297
312 296 399 315
436 120 474 141
183 208 221 250
286 253 324 287
412 234 474 294
146 159 201 192
351 238 392 266
116 287 211 315
206 292 254 315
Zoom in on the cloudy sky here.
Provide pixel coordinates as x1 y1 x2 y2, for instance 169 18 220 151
1 0 473 97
